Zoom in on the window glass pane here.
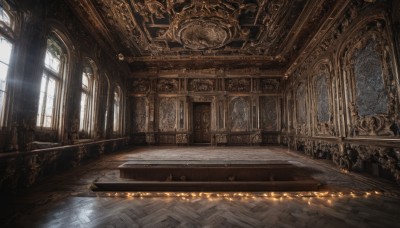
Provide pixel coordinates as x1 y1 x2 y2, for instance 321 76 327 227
36 76 47 126
44 50 60 73
104 110 108 132
44 115 52 128
39 74 47 92
0 7 11 27
0 36 12 64
45 78 55 116
0 62 8 91
80 92 87 130
113 91 120 132
82 73 89 90
0 90 5 118
113 105 119 132
43 78 55 127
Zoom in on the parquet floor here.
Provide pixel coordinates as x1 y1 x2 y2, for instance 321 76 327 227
1 146 400 228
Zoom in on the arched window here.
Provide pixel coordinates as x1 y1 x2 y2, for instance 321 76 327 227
113 85 122 134
36 35 66 129
79 60 98 137
103 74 110 133
0 7 11 28
0 6 13 126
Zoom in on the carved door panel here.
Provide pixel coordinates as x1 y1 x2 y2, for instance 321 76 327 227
193 103 211 143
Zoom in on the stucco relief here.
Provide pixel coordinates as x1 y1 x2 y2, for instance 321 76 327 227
131 78 150 93
312 63 334 136
226 78 251 92
342 20 398 137
296 83 307 124
158 97 176 131
315 71 330 123
230 97 249 131
157 79 178 92
132 97 147 132
354 39 388 116
188 79 214 92
261 78 281 92
260 96 277 131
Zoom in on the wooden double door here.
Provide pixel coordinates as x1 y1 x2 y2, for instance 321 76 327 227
193 103 211 143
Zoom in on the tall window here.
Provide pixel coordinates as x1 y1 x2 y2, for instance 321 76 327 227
79 62 97 136
0 6 13 126
37 38 64 128
113 86 121 133
103 75 110 133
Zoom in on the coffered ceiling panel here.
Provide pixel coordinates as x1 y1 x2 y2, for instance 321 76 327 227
66 0 341 71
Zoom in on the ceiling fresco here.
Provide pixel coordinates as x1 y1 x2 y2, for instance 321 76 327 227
67 0 339 71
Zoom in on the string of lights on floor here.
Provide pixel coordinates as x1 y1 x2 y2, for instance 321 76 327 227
94 191 394 204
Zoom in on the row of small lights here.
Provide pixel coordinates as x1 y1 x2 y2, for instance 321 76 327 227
99 191 382 203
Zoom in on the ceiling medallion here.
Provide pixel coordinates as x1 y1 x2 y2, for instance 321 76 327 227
167 1 246 50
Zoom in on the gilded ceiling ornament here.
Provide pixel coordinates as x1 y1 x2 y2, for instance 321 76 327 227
164 0 252 50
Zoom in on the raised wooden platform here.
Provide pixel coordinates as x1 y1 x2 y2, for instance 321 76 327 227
93 160 321 191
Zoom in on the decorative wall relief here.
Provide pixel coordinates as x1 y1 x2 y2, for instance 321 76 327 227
315 70 330 123
188 79 215 92
226 79 251 92
287 92 294 132
230 134 251 144
176 134 188 144
218 100 225 129
342 21 398 137
157 79 178 92
261 78 281 92
179 101 184 129
158 97 177 131
312 63 334 136
296 83 307 124
146 133 155 144
353 39 388 116
132 97 147 132
215 134 228 144
131 78 150 93
230 97 249 131
251 131 262 144
260 96 278 131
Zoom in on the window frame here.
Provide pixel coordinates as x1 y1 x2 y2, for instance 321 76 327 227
113 85 122 135
0 5 14 127
79 60 99 138
36 36 66 130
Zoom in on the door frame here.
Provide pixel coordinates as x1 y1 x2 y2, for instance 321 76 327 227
192 102 212 144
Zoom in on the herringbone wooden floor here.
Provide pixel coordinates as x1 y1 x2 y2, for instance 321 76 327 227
2 146 400 228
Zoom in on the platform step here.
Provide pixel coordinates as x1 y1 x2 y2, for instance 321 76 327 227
92 180 321 192
118 160 315 182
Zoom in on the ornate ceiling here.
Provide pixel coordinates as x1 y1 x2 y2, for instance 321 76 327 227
66 0 341 72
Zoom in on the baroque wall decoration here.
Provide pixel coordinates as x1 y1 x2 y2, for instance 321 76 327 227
260 96 278 131
312 62 334 136
132 97 147 132
158 97 177 131
230 97 250 132
353 39 388 116
226 78 251 92
260 78 281 93
131 78 150 93
157 78 178 92
342 19 398 137
296 83 307 125
188 79 214 92
315 71 330 123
